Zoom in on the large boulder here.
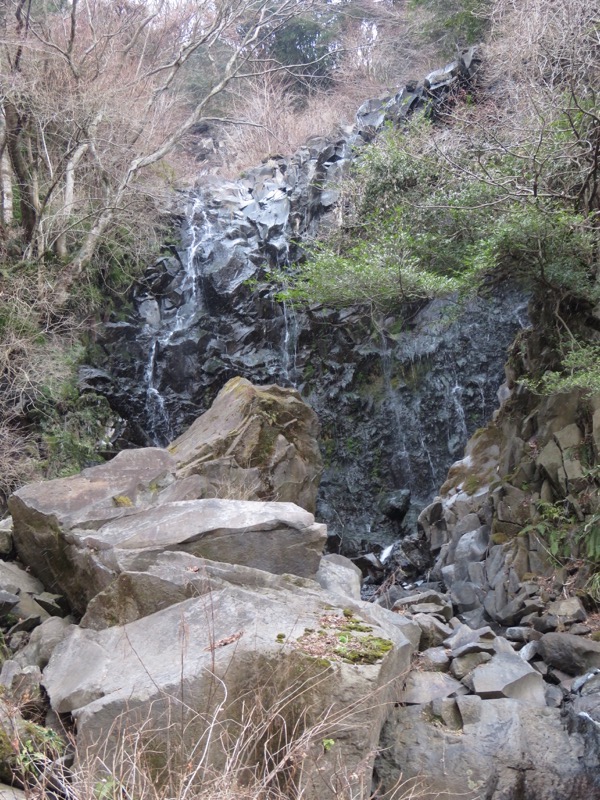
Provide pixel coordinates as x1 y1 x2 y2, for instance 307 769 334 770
539 633 600 675
169 377 323 513
9 447 178 596
9 378 324 615
375 696 598 799
10 494 326 615
43 563 415 800
463 652 546 705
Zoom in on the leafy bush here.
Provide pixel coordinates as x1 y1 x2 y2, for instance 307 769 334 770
280 228 469 311
281 91 600 313
522 342 600 396
521 500 600 601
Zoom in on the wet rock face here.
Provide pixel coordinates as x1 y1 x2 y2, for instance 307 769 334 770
307 286 527 556
90 48 525 557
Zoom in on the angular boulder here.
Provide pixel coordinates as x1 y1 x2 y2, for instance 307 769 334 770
43 569 414 800
402 672 468 705
539 633 600 675
169 377 323 513
463 653 546 706
315 554 362 599
375 697 597 799
11 495 326 615
9 377 324 613
9 448 180 597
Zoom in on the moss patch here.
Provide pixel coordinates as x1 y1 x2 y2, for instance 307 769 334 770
293 612 391 665
250 424 279 466
440 423 503 495
464 475 483 495
334 636 393 664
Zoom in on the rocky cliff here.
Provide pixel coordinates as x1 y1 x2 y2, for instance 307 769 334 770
87 48 526 561
0 373 598 799
370 300 600 797
0 46 598 800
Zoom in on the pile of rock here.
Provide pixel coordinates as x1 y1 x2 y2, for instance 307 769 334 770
372 588 600 798
415 387 600 632
385 373 600 797
0 381 416 800
0 373 599 799
383 588 600 705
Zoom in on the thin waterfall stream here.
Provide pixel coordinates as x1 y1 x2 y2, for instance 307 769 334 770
95 49 527 559
141 196 215 445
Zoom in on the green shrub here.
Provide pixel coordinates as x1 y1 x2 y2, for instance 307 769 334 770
521 342 600 396
281 99 600 315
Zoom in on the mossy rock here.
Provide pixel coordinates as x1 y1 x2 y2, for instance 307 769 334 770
113 494 133 507
169 377 323 512
491 519 521 538
335 636 393 664
463 475 483 495
0 726 16 784
440 423 503 495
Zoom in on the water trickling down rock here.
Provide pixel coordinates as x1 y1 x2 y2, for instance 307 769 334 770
88 48 527 562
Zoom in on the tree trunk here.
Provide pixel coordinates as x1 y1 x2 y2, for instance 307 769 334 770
53 196 119 306
1 150 14 226
54 141 89 260
3 101 38 243
0 115 13 226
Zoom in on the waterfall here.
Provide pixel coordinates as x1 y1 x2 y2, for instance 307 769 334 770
380 331 415 489
281 299 299 385
449 378 468 453
144 341 172 445
170 197 210 332
140 196 214 445
95 49 527 554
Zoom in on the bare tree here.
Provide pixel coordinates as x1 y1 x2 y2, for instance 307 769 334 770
483 0 600 215
0 0 327 300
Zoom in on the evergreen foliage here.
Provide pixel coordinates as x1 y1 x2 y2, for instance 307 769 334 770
522 343 600 396
281 117 600 311
265 12 340 92
410 0 491 53
280 0 600 388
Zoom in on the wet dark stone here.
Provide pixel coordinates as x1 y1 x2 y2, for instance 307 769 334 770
88 48 524 558
379 490 412 521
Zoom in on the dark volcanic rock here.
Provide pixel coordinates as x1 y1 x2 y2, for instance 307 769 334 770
90 48 525 556
539 633 600 676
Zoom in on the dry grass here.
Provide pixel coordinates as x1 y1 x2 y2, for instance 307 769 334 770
3 667 439 800
215 4 444 181
0 277 86 500
218 74 381 178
